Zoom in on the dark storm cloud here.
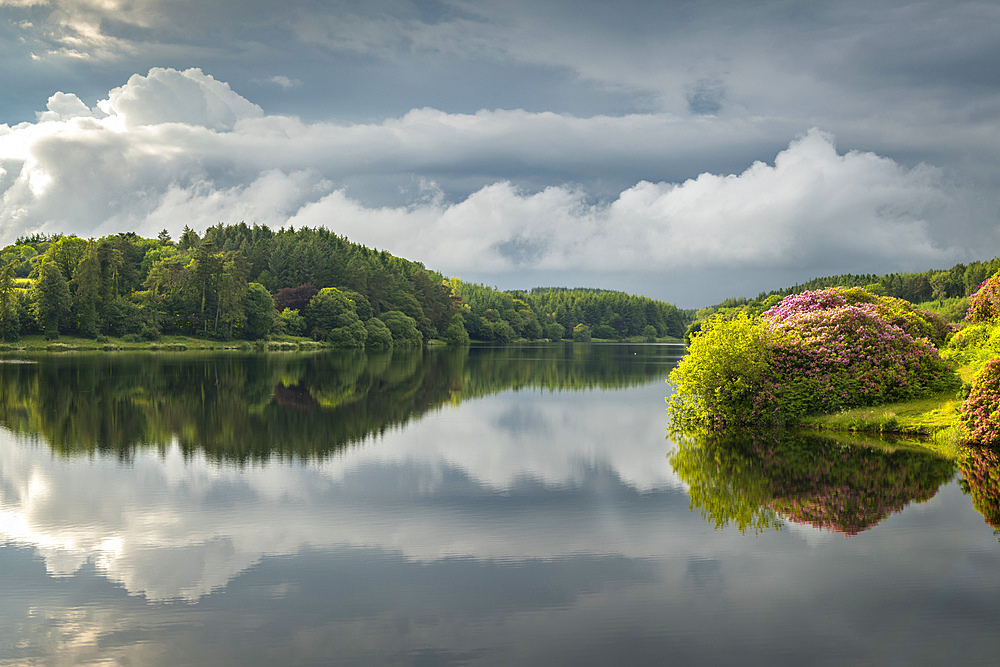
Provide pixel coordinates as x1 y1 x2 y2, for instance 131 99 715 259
1 1 998 304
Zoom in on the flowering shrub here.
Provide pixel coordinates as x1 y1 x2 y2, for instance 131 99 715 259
765 286 951 347
762 303 955 419
967 270 1000 324
959 359 1000 445
669 287 958 430
957 445 1000 528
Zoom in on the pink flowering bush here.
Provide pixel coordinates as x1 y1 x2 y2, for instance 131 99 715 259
959 359 1000 445
967 270 1000 324
765 286 951 347
669 287 958 430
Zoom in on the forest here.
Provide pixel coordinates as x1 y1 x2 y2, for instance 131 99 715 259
0 223 691 346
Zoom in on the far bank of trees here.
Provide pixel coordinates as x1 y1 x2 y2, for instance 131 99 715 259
0 224 690 346
698 258 1000 327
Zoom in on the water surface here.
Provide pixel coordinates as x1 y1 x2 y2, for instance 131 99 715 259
1 345 999 665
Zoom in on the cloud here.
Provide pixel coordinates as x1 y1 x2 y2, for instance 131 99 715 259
0 68 976 300
289 129 958 274
97 67 263 130
261 75 300 90
0 388 684 601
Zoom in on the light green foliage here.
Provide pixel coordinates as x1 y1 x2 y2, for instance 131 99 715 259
572 323 591 342
642 324 658 342
44 236 89 282
277 308 306 337
380 310 423 347
668 311 775 429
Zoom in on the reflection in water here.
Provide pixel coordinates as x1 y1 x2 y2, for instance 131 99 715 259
670 430 957 535
4 346 1000 665
0 345 685 603
0 344 680 460
958 445 1000 529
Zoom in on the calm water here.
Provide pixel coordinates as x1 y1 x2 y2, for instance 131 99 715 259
1 345 999 666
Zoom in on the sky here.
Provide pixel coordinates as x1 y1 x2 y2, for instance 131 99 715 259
1 0 998 307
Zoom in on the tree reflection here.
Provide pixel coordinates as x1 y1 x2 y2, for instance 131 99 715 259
669 431 956 535
958 445 1000 529
0 344 678 461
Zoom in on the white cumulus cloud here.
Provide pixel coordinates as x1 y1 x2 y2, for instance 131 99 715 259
0 68 970 298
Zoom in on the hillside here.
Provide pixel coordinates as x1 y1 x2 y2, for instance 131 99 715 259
0 224 690 346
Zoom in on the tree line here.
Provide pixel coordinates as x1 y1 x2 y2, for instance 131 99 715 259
450 281 690 342
0 223 689 345
705 258 1000 314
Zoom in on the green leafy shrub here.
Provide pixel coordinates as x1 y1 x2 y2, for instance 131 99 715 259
669 288 957 430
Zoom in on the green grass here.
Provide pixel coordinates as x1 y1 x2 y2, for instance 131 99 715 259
0 333 327 352
799 389 964 454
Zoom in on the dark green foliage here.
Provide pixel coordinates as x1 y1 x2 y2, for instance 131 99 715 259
544 322 565 340
442 313 470 346
365 317 394 349
242 282 274 340
32 261 71 338
380 310 422 347
592 324 617 340
0 224 686 345
306 287 367 348
451 280 687 342
0 263 19 341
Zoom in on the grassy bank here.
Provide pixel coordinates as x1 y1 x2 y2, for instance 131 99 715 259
0 334 329 353
800 390 962 438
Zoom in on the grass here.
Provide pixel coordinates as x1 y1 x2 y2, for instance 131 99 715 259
0 333 328 352
801 390 962 434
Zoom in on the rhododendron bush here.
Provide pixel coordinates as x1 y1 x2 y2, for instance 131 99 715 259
966 269 1000 325
959 359 1000 445
669 287 957 429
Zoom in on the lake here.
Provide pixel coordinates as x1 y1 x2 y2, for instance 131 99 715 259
2 344 999 665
